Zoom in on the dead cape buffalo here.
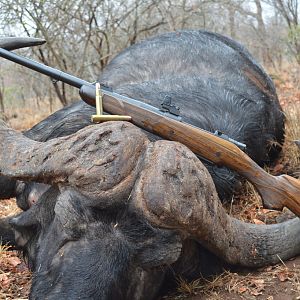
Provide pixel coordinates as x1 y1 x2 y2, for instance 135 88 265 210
1 31 299 300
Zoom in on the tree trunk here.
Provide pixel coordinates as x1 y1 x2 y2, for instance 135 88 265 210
0 77 5 114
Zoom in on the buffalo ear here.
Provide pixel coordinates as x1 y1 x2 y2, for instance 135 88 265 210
136 230 182 269
9 187 59 247
9 204 40 228
9 210 38 247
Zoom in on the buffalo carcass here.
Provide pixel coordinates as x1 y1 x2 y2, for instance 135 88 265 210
0 31 285 203
0 31 298 300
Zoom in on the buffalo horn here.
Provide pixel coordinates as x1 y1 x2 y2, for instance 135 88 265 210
0 37 46 50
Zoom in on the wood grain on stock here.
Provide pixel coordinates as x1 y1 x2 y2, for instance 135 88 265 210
102 94 300 217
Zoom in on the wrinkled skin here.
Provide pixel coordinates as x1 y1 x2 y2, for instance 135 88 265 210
0 31 294 299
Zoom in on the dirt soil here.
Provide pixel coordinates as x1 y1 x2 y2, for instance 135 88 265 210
164 257 300 300
0 200 31 300
0 67 300 299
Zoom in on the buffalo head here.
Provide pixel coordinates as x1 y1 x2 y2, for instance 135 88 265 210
0 120 299 299
0 34 299 300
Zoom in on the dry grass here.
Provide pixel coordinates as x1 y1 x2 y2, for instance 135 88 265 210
276 67 300 178
165 262 300 299
0 199 21 219
3 97 61 131
282 103 300 178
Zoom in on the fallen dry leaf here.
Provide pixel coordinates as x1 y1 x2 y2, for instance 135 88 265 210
7 256 22 267
238 286 247 294
253 218 265 225
277 271 290 282
262 209 273 214
250 289 263 296
272 163 284 173
251 278 265 290
0 273 10 287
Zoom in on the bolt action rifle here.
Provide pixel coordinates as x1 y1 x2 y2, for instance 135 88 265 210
0 41 300 217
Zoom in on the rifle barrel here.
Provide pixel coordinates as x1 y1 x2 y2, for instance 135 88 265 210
0 48 90 89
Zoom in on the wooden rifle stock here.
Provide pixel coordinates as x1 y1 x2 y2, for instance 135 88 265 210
83 89 300 216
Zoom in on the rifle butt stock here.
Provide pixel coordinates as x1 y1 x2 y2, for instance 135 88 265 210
100 92 300 216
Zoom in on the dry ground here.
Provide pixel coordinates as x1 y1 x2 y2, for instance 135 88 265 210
0 67 299 299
